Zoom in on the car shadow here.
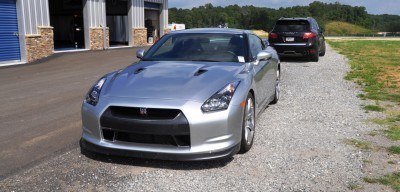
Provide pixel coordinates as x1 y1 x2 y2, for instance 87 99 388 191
81 148 234 171
279 57 313 63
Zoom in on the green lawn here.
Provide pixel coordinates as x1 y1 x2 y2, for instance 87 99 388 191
328 40 400 103
328 40 400 141
329 40 400 191
325 21 372 36
364 172 400 191
389 146 400 154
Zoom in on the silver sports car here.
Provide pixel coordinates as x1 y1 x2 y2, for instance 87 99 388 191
80 28 280 160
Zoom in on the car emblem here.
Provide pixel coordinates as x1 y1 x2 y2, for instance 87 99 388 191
140 108 147 116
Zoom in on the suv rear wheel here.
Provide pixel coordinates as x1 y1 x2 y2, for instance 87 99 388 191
319 42 326 56
310 45 319 62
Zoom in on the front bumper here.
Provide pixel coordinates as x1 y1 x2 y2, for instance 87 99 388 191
80 138 240 161
80 97 244 160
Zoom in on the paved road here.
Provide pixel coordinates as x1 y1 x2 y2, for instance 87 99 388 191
0 48 141 179
0 45 390 191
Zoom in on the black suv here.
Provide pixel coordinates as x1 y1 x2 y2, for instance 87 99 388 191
268 17 326 62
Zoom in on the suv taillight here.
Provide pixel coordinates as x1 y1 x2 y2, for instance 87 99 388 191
303 32 316 39
269 33 278 39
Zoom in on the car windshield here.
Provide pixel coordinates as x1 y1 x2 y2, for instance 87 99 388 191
274 20 310 32
142 33 246 63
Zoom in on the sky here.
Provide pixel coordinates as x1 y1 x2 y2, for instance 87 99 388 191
169 0 400 15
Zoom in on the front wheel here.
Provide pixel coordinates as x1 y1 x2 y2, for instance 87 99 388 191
239 93 255 153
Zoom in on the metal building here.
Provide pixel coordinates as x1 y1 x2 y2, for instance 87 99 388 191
0 0 169 66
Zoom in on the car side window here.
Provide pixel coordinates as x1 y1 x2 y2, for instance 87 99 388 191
312 19 320 30
249 35 263 61
310 20 315 30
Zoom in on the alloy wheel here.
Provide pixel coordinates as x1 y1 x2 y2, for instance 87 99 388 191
244 97 255 145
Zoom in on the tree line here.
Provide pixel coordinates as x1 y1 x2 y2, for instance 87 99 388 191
169 1 400 33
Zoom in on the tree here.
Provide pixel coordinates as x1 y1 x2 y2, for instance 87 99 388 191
168 1 400 32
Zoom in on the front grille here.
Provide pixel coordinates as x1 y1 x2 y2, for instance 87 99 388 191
109 106 181 120
100 106 191 147
102 129 190 147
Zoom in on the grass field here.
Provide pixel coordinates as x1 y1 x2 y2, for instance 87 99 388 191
328 40 400 140
328 40 400 190
325 21 372 36
252 30 269 38
328 40 400 103
364 172 400 191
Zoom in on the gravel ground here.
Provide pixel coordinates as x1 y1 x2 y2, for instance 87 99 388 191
0 45 388 191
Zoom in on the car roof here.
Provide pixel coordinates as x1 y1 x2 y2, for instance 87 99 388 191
278 17 313 21
168 28 253 35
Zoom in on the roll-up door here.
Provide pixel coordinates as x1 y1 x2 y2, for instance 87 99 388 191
144 2 160 10
0 0 21 63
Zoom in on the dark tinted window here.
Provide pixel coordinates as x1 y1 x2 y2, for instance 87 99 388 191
274 20 310 32
143 33 246 63
249 35 263 61
313 19 320 30
310 19 319 30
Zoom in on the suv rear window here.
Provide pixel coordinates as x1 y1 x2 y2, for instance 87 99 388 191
274 20 310 32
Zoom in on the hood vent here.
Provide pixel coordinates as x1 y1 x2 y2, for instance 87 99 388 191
134 67 146 74
194 68 208 76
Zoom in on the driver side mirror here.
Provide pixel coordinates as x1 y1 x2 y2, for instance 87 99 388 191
257 51 272 61
136 49 145 59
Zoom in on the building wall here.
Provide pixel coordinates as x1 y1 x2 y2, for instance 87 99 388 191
148 0 168 36
12 0 168 64
17 0 52 63
85 0 106 28
133 0 168 36
131 0 145 28
25 27 53 62
84 0 107 49
131 0 168 46
20 0 50 35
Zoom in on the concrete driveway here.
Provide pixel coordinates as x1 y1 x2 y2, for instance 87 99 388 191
0 48 141 179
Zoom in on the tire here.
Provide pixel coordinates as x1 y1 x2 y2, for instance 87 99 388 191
239 93 255 153
270 69 280 104
319 42 326 56
310 52 319 62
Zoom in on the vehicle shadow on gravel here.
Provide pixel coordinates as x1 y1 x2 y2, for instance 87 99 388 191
81 149 234 170
280 57 314 63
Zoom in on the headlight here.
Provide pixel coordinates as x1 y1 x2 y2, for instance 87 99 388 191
201 81 240 112
85 77 106 106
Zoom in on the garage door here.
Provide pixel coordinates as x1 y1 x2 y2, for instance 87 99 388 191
144 2 160 10
0 0 21 63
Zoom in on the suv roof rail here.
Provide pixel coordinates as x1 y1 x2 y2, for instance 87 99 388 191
279 17 312 20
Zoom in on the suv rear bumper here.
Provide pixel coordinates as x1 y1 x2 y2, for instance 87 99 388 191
271 43 317 57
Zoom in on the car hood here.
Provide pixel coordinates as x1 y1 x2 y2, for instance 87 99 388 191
103 61 244 102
